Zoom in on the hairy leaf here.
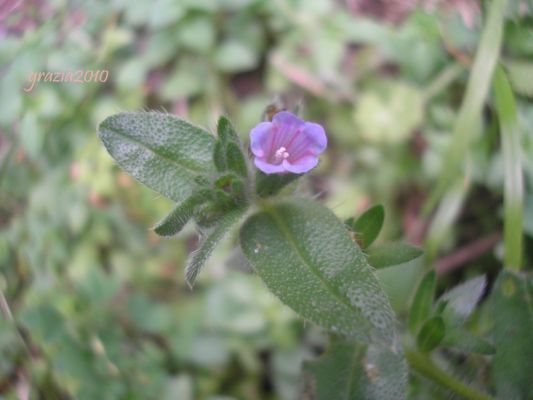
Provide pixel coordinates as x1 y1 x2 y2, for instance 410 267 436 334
213 140 226 172
217 115 240 143
186 207 246 286
346 204 385 249
153 193 208 237
240 199 396 343
98 112 215 202
367 243 422 269
226 141 247 177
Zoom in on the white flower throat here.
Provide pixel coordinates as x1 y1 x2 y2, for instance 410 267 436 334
274 146 290 160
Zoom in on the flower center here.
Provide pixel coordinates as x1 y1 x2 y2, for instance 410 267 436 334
274 146 290 161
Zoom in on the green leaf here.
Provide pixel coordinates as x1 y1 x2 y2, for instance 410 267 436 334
178 16 214 53
98 112 215 202
366 243 423 269
346 204 384 249
153 194 207 237
217 116 240 143
213 117 248 177
408 270 436 335
214 39 258 72
442 330 495 355
213 140 226 172
354 82 423 144
491 270 533 399
504 59 533 98
186 207 246 286
438 275 486 328
161 60 208 100
240 199 396 343
416 316 445 353
226 141 247 177
20 111 45 158
302 336 407 400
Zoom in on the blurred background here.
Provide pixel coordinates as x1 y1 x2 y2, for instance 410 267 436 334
1 0 532 399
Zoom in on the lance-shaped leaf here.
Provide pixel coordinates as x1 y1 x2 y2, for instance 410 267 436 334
416 316 445 353
240 199 396 343
213 140 226 171
346 204 385 249
302 336 407 400
408 271 436 335
213 116 248 177
226 141 247 177
367 243 423 269
153 192 209 237
98 112 215 202
186 207 246 286
217 115 240 143
491 270 533 400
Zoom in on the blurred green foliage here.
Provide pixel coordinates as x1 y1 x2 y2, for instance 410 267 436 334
1 0 533 398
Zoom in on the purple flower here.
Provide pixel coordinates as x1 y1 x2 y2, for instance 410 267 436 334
250 111 327 175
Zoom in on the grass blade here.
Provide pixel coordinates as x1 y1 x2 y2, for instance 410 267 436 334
493 66 523 271
425 0 507 214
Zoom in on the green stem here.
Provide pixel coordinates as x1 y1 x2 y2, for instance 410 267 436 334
406 350 494 400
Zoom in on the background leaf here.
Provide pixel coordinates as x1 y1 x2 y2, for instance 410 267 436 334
240 199 396 343
408 271 436 335
416 316 445 353
504 59 533 98
98 112 216 202
302 336 407 400
366 243 422 269
346 204 385 249
438 275 486 328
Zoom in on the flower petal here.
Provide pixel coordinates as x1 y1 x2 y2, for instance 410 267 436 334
250 122 272 158
255 158 286 174
287 122 327 160
272 111 305 128
303 122 327 152
282 157 319 174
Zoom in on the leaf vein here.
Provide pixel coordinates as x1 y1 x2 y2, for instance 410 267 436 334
266 206 368 338
102 123 211 176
